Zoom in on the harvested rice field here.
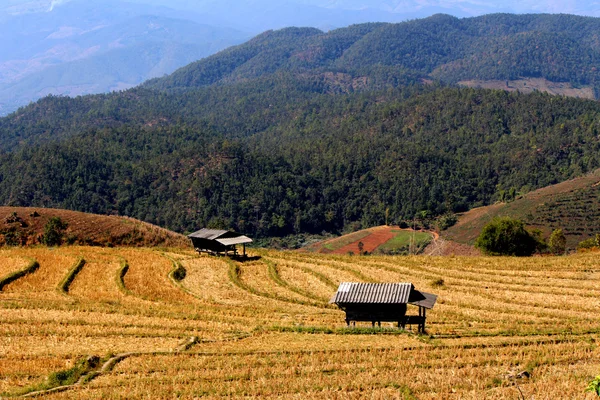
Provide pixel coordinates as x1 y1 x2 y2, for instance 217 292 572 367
1 246 599 399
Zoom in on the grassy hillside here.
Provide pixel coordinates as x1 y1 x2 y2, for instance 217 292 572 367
0 207 189 247
1 247 599 397
443 168 600 249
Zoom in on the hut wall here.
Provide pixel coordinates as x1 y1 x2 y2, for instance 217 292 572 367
190 237 227 253
340 303 407 322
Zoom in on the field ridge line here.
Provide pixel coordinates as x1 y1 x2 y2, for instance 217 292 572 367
0 257 39 291
19 337 201 398
115 257 133 295
162 253 202 302
57 257 86 294
264 258 330 303
226 258 327 308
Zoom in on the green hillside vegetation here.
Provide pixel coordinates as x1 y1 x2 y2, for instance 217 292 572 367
303 227 432 254
444 169 600 250
0 14 600 239
376 231 432 255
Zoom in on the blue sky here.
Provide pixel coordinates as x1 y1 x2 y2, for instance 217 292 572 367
298 0 600 16
4 0 600 17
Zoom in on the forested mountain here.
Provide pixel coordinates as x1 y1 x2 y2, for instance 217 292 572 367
146 13 600 96
1 13 600 239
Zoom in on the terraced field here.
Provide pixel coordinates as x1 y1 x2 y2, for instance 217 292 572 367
445 168 600 250
1 247 599 398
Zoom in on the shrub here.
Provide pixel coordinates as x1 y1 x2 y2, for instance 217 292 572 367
431 278 445 288
437 213 458 231
42 217 68 246
475 217 538 256
578 237 598 251
529 228 547 253
172 266 187 281
2 228 21 246
587 375 600 396
548 229 567 255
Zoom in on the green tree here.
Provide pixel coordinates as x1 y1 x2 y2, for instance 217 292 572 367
548 228 567 255
42 217 68 246
475 217 538 256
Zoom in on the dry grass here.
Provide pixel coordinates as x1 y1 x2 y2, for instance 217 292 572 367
120 249 193 304
0 207 190 248
0 252 29 278
0 248 78 299
1 247 600 398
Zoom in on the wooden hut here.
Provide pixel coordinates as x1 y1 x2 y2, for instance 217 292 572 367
188 228 252 256
329 282 437 332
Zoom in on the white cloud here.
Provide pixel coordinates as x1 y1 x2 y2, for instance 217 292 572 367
48 0 72 12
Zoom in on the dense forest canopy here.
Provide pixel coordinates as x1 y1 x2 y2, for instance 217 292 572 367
1 13 600 238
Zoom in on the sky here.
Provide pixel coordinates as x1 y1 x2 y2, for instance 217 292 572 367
2 0 600 18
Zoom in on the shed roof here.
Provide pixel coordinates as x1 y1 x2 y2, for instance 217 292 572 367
216 236 253 246
188 228 229 240
330 282 437 309
408 290 438 309
330 282 413 304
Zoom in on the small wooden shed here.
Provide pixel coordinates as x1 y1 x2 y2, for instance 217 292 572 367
188 228 253 256
330 282 437 332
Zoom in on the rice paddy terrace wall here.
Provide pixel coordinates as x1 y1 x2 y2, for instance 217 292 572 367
1 247 599 398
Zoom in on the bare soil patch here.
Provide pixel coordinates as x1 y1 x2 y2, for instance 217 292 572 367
459 78 595 99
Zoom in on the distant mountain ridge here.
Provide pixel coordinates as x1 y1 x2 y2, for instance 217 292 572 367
146 13 600 99
0 1 249 115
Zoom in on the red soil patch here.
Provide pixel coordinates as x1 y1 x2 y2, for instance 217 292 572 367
333 226 398 255
0 207 189 248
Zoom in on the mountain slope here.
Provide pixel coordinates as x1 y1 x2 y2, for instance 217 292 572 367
0 3 249 115
1 14 600 239
443 169 600 249
1 84 599 237
146 13 600 98
0 206 189 247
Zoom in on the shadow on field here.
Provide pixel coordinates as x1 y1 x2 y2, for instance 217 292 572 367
229 255 262 263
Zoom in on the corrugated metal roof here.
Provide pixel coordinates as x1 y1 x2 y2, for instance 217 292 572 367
188 229 229 240
216 236 253 246
330 282 414 304
408 290 438 309
330 283 438 309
